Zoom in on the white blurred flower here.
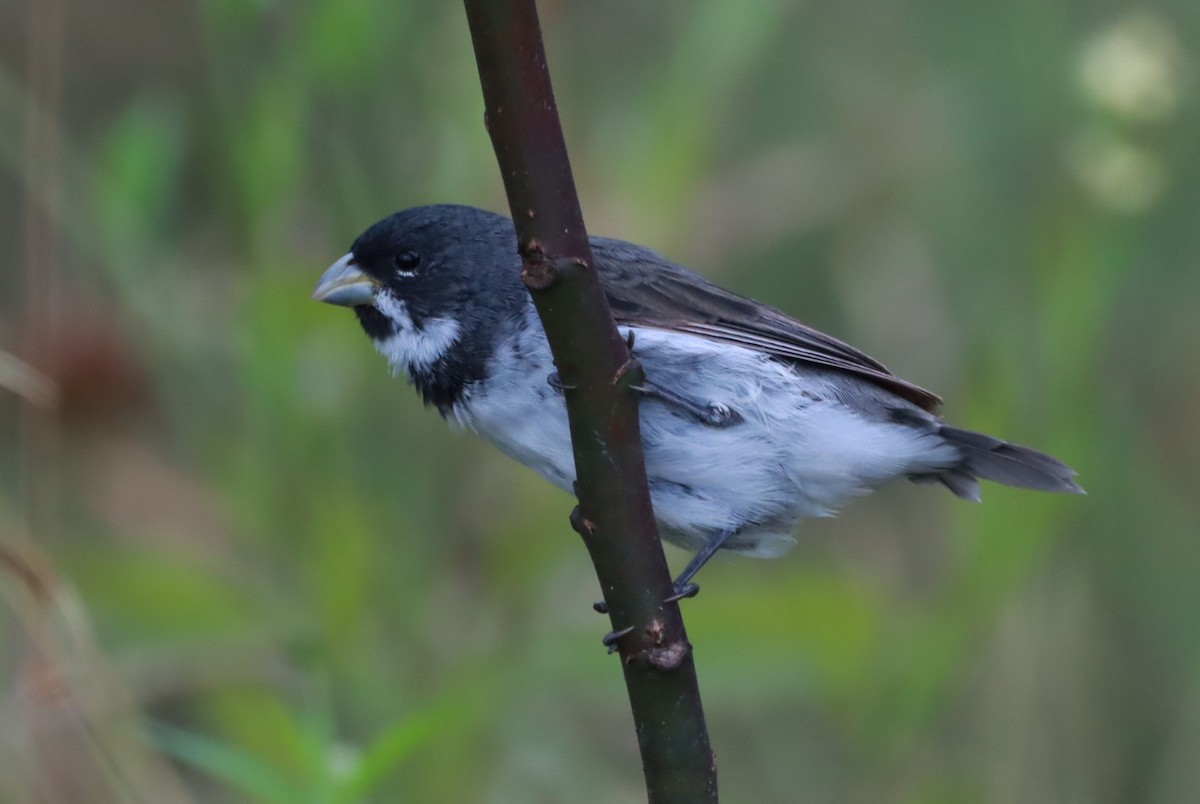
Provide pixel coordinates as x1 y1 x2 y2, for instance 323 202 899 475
1078 12 1186 122
327 741 363 779
1067 128 1164 213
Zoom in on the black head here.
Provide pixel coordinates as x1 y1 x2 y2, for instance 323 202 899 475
314 204 529 410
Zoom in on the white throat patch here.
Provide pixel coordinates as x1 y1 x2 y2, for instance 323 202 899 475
372 292 461 372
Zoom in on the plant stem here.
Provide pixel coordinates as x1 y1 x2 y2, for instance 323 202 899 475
462 2 717 801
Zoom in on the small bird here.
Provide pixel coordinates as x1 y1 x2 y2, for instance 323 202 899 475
314 205 1082 599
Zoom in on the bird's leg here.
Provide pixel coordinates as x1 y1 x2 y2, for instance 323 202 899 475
632 380 742 428
665 528 737 602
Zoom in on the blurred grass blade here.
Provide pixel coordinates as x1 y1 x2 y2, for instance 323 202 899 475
334 694 477 802
0 351 57 407
147 720 300 803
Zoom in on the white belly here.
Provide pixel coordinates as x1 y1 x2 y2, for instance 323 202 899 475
452 318 956 557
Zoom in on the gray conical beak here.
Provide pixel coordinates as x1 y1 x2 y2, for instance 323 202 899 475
313 254 379 307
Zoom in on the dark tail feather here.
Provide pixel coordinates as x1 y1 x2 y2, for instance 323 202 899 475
931 425 1085 499
909 466 982 501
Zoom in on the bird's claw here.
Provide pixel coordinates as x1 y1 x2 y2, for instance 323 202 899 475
703 403 741 427
602 625 635 653
593 600 609 614
664 582 700 604
547 372 575 392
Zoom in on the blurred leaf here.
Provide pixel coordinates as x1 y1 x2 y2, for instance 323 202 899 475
91 95 186 275
334 692 476 802
302 0 389 88
69 549 258 640
615 0 786 221
693 565 879 700
149 720 301 802
208 689 329 786
229 78 307 236
308 482 374 653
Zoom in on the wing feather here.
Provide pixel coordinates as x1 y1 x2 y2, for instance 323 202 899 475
591 237 943 412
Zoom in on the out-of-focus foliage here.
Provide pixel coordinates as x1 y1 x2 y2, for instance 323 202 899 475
1 0 1198 801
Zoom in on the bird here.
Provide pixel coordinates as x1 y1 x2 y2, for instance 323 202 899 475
313 204 1083 599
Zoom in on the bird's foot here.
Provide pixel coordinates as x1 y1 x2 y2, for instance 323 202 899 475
631 381 742 428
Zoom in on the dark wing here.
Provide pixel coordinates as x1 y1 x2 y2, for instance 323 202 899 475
591 237 943 412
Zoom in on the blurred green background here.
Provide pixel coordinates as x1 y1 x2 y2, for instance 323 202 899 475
2 0 1198 801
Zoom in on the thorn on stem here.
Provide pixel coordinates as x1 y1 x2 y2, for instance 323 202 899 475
569 505 596 538
520 239 557 290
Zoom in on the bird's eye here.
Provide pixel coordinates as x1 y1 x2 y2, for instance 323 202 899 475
394 250 421 274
